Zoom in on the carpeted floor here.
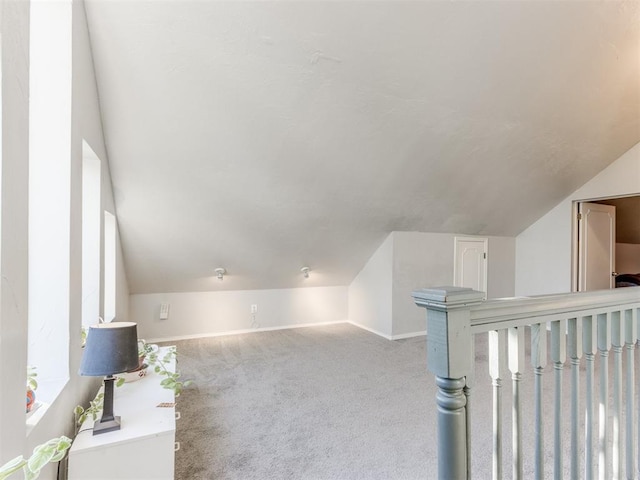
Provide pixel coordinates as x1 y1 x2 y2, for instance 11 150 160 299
169 324 440 479
166 323 622 479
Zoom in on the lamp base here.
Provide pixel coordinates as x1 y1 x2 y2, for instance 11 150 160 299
93 415 121 435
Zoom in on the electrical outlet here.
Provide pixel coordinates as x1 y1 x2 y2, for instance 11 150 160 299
160 303 170 319
251 304 258 314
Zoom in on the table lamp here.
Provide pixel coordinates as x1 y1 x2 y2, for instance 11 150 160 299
79 322 139 435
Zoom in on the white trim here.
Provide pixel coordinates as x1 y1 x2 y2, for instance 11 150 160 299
145 320 425 344
26 401 50 436
390 330 426 340
347 321 426 341
346 321 393 340
145 320 349 343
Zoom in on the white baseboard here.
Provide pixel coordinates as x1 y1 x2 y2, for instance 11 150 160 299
145 320 349 343
346 321 393 340
390 330 426 340
345 322 426 341
146 320 425 344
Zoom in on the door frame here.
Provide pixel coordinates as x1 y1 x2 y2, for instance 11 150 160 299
571 195 633 292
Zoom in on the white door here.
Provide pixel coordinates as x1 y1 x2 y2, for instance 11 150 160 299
454 237 488 298
577 202 616 291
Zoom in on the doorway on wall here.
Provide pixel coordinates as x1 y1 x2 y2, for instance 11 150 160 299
573 195 640 292
454 236 488 298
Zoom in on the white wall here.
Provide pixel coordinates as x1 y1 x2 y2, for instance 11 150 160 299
0 2 130 476
133 230 515 342
72 2 129 322
617 243 640 274
487 235 517 299
391 232 454 338
391 232 516 338
516 142 640 295
130 286 348 341
0 0 31 463
347 233 394 338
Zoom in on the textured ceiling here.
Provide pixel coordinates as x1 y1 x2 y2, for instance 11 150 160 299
84 0 640 294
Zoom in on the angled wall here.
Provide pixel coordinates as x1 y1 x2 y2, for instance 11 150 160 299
516 141 640 296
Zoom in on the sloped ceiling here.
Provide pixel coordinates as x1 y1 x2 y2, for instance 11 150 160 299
84 0 640 294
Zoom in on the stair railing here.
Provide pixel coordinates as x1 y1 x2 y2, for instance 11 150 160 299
413 286 640 480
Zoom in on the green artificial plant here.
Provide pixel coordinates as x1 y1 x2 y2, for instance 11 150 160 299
145 346 193 397
0 436 72 480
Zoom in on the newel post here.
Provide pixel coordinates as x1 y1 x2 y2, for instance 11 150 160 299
412 287 485 480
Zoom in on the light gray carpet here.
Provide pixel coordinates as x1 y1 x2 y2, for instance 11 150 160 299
166 323 633 479
169 324 439 479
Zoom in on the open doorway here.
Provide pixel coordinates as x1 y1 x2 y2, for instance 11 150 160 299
573 195 640 291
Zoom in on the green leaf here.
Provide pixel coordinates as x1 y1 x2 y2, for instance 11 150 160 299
0 456 26 480
23 466 40 480
23 436 72 479
49 449 67 463
51 438 70 455
115 377 125 387
26 447 55 475
73 405 84 416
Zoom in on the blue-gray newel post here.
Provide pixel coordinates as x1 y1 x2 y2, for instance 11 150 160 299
412 287 485 480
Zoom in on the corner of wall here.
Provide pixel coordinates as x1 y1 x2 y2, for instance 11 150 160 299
347 233 394 338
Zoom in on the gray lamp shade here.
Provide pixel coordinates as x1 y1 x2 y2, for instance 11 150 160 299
79 322 139 376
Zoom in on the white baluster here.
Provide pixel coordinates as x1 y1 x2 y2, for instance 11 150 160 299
551 319 567 478
611 311 623 480
466 341 475 480
634 307 640 479
598 312 612 480
509 326 525 480
531 323 547 480
584 315 597 480
568 317 583 479
489 329 506 480
624 308 637 480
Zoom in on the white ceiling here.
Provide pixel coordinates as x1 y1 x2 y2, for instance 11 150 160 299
84 0 640 294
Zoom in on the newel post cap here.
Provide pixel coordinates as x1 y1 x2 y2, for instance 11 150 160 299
413 287 484 379
412 286 485 310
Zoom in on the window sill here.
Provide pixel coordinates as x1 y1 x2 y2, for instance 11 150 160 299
26 377 68 436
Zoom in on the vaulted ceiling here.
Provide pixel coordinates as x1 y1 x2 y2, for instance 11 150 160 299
84 0 640 294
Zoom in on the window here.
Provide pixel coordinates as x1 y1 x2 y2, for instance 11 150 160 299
82 142 101 328
103 211 117 322
27 0 72 408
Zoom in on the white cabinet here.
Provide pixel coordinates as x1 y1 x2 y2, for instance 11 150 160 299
68 347 177 480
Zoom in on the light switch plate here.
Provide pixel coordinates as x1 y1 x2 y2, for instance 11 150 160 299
160 303 170 319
